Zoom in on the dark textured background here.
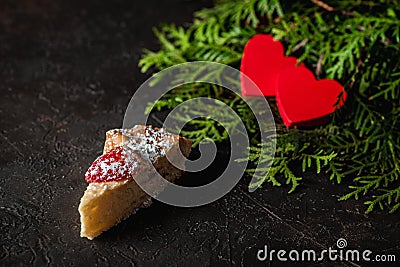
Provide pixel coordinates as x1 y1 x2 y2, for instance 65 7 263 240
0 0 399 266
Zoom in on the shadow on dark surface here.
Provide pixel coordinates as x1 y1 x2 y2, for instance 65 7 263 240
0 0 399 266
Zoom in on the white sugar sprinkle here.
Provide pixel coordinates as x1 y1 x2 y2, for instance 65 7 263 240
88 126 177 183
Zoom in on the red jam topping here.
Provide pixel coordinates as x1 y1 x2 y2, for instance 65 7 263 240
85 147 139 183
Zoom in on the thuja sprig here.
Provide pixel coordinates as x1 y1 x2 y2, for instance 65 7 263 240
139 0 400 213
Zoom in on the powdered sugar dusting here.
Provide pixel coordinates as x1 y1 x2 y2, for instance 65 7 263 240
85 126 177 184
85 146 141 183
108 125 176 161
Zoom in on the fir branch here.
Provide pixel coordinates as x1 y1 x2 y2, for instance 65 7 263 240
139 0 400 213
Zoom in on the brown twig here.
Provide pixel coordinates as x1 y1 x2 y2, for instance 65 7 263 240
316 53 325 78
310 0 335 12
311 0 355 16
292 38 309 53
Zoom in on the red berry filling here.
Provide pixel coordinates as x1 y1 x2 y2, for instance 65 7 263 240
85 147 138 183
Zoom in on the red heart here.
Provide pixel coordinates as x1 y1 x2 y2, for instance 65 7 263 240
276 66 346 127
240 34 300 96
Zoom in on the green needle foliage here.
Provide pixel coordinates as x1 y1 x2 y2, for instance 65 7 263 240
139 0 400 213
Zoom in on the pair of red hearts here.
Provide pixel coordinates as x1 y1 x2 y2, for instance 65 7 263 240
240 34 346 127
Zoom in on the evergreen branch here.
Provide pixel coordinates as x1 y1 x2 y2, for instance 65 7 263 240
139 0 400 213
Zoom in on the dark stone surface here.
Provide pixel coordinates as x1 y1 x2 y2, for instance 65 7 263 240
0 0 399 266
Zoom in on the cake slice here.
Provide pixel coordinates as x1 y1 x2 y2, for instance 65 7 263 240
78 125 191 239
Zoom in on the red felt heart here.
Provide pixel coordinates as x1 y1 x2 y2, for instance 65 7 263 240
240 34 300 96
276 66 346 127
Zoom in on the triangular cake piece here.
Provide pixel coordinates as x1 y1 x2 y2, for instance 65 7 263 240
78 125 191 239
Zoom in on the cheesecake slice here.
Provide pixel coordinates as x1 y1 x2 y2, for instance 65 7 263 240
79 125 191 239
